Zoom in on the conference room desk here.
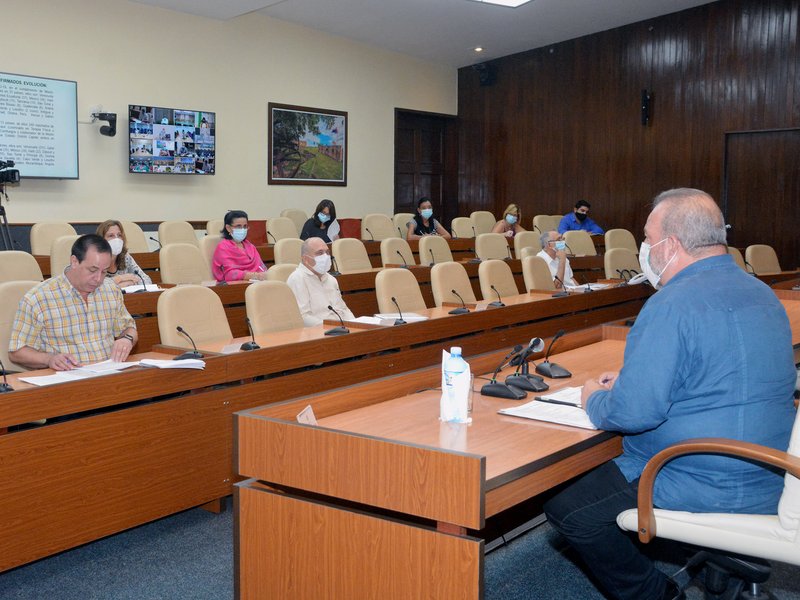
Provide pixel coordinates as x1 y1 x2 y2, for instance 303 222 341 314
773 288 800 348
773 277 800 291
234 325 629 599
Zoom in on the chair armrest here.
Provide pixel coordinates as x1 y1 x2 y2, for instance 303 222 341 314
636 438 800 543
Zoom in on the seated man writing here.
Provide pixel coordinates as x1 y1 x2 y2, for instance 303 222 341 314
9 234 138 371
287 237 355 327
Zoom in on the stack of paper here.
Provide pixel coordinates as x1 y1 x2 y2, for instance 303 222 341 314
122 284 162 293
139 358 205 369
565 283 610 292
498 386 597 430
373 312 428 323
20 360 140 386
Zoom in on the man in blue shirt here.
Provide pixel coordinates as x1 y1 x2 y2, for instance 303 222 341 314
544 188 795 600
558 199 604 234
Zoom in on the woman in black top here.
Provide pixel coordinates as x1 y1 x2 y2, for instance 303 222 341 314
300 199 339 243
407 197 451 240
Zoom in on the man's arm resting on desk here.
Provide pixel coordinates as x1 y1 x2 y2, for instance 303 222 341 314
8 346 81 371
111 327 138 362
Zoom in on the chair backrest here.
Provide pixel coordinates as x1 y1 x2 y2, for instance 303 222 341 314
451 217 475 239
205 219 224 237
50 235 80 276
393 213 415 239
332 238 372 273
470 211 496 235
119 221 150 253
158 220 199 247
30 222 77 255
157 285 232 347
475 233 511 261
198 234 221 271
273 238 303 265
280 209 307 236
380 238 416 267
430 262 476 307
266 217 299 243
159 243 212 284
513 230 542 259
478 259 519 301
604 228 638 254
245 281 304 334
419 235 453 266
522 255 556 291
532 215 560 235
0 251 43 283
746 244 781 274
519 246 539 260
727 247 747 271
375 268 427 314
361 214 398 241
604 248 641 279
777 405 800 539
0 280 40 372
265 263 296 283
564 230 597 256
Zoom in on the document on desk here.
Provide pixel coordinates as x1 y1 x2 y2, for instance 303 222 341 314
565 283 611 292
122 284 162 293
139 358 205 369
498 387 597 430
19 360 140 386
373 312 428 323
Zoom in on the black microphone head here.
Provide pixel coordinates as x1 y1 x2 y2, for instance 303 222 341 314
512 344 523 353
176 326 184 333
451 289 458 295
327 304 334 310
391 296 398 303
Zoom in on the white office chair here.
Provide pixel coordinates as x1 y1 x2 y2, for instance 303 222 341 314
470 211 496 235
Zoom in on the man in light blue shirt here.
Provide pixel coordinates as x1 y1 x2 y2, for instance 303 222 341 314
544 189 795 600
558 199 604 235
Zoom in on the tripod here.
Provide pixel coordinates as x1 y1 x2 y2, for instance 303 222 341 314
0 185 13 251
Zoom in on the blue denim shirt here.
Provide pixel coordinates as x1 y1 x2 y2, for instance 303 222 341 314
557 212 604 235
586 254 795 513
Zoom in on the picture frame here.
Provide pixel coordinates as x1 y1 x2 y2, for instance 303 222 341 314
268 102 347 186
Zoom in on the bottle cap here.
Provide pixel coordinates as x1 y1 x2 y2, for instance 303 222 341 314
450 346 462 356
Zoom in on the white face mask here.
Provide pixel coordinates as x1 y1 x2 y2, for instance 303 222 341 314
639 238 676 288
312 253 332 275
108 238 124 256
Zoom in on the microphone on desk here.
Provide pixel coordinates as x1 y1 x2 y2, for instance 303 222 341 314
396 249 409 269
267 231 277 244
564 243 574 255
149 236 162 251
506 337 549 392
535 329 572 379
552 275 569 298
174 326 204 360
743 259 756 275
429 248 436 266
616 269 629 282
325 304 350 336
397 226 403 237
0 357 14 393
533 225 541 233
390 296 406 325
240 317 261 351
471 226 477 238
123 268 148 294
481 345 527 399
448 289 470 315
330 255 341 276
488 284 505 308
365 228 375 241
505 245 512 261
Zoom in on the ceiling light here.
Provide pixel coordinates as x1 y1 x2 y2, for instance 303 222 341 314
468 0 533 8
474 47 484 53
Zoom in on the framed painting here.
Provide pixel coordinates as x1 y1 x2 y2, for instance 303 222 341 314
268 103 347 186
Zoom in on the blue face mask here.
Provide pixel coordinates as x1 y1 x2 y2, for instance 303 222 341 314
231 228 247 242
506 214 518 225
318 212 330 223
554 240 567 251
420 208 433 219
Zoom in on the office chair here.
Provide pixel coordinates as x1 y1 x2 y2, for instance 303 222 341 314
159 243 212 284
478 259 519 302
380 238 416 267
522 255 556 291
375 268 427 314
246 281 304 334
419 235 453 265
157 285 232 348
430 262 476 308
475 233 511 261
0 251 44 282
30 222 77 255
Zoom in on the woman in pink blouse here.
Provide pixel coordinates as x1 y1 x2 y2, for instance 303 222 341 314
212 210 268 282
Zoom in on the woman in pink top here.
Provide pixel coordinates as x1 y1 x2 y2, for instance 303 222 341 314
212 210 268 282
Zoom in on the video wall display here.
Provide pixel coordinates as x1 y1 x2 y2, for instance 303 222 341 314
128 105 215 175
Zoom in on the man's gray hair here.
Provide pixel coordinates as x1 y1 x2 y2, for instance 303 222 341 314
300 239 313 256
652 188 727 255
539 230 554 249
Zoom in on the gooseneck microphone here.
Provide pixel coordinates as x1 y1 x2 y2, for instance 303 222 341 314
616 269 629 282
240 317 261 351
330 255 341 276
481 345 527 399
325 305 350 336
174 326 203 360
743 259 756 274
535 330 572 379
0 357 14 393
429 248 436 266
505 245 512 261
149 236 162 251
506 337 549 392
130 269 148 293
267 231 277 244
365 228 375 241
552 275 569 298
564 243 574 255
488 284 505 308
390 296 406 325
396 250 409 269
532 224 541 233
397 227 403 237
448 289 470 315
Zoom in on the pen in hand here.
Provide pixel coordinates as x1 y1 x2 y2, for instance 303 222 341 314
534 396 580 408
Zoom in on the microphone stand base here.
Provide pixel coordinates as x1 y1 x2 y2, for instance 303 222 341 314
174 351 203 361
448 307 470 315
240 341 261 351
324 327 350 336
481 382 527 400
487 301 505 308
0 383 14 393
393 319 406 326
505 374 549 392
535 361 572 379
551 291 569 298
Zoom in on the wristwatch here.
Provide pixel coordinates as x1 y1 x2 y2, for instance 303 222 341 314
117 333 135 344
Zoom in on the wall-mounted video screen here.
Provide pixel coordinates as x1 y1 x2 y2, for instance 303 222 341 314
128 105 215 175
0 72 79 179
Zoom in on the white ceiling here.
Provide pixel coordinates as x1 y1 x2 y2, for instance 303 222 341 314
131 0 718 68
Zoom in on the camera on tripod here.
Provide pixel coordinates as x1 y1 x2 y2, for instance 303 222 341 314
0 160 20 184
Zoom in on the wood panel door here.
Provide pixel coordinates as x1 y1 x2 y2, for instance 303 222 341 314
723 128 800 270
395 110 458 229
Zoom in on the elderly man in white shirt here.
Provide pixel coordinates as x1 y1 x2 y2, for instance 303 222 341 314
287 237 355 326
536 230 578 290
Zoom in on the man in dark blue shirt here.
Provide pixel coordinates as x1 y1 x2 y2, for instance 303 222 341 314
544 188 795 600
558 199 604 235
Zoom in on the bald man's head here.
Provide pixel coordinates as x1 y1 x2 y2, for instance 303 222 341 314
651 188 727 257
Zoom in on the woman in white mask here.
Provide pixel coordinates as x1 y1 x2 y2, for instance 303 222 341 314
212 210 268 283
491 203 526 238
96 220 152 288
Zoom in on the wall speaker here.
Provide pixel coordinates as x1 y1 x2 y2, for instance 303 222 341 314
473 63 496 87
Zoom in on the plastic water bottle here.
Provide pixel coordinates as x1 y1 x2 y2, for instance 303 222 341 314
442 347 469 422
